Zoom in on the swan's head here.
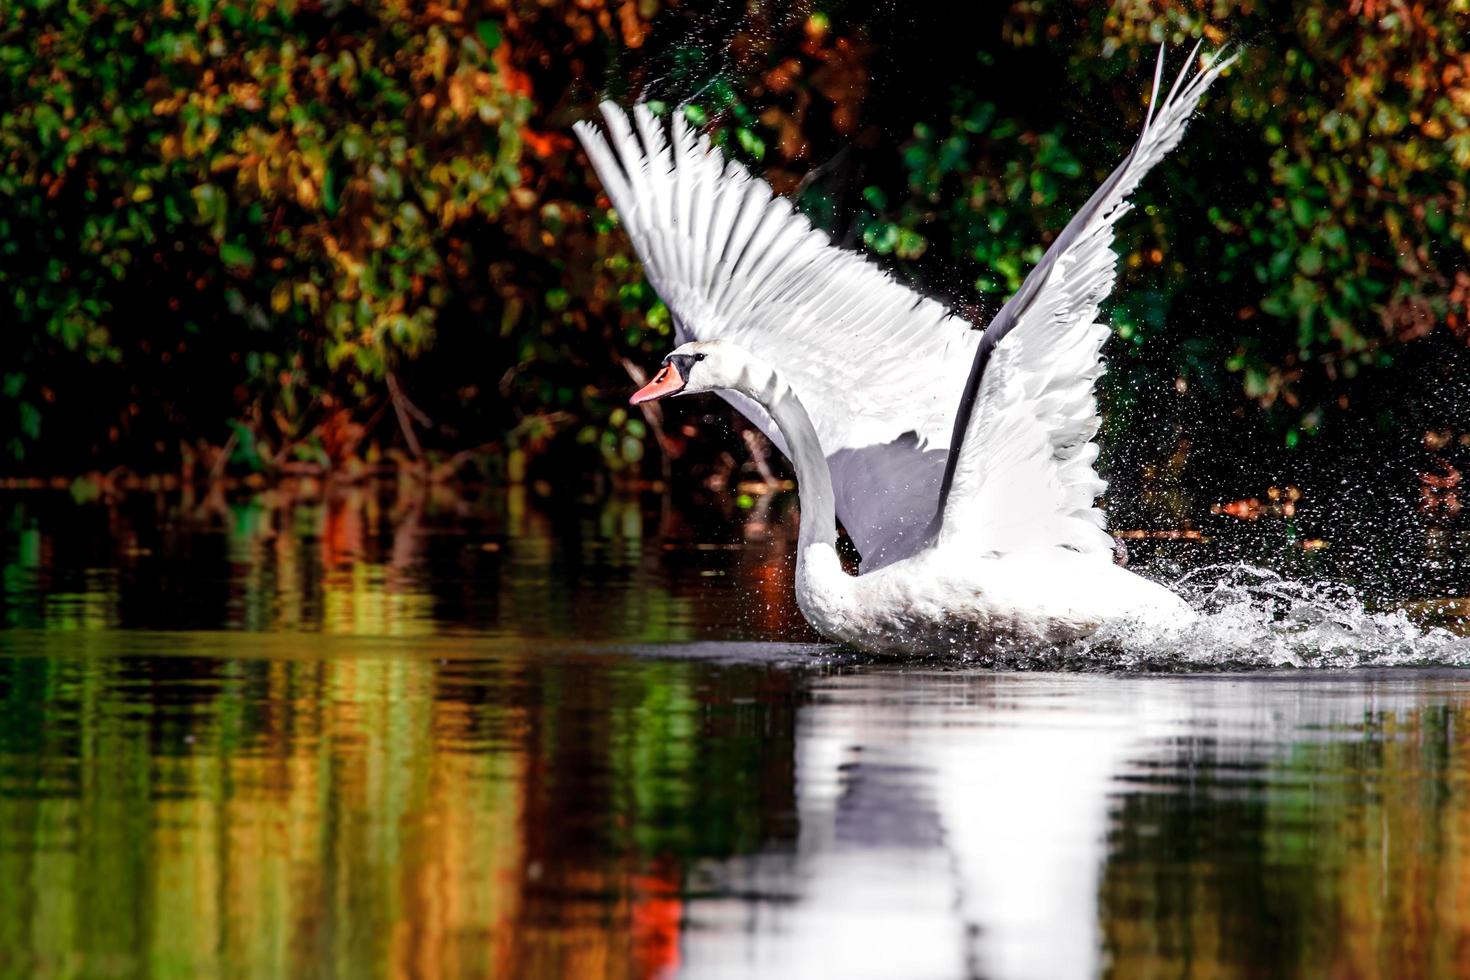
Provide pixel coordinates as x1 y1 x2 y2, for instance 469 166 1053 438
629 341 743 404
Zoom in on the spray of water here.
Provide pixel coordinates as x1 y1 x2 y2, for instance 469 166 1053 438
1068 563 1470 671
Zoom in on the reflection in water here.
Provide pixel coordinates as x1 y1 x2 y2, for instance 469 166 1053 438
0 486 811 641
0 634 802 978
3 639 1470 979
682 672 1470 980
4 489 1470 978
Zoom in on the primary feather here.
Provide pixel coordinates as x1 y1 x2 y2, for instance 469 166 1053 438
938 44 1238 556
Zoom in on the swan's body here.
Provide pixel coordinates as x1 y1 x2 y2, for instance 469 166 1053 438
687 348 1192 654
804 541 1193 653
577 44 1231 654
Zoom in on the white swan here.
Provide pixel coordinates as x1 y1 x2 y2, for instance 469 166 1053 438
576 45 1234 654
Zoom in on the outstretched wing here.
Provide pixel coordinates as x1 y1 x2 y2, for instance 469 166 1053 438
576 104 980 569
937 44 1236 556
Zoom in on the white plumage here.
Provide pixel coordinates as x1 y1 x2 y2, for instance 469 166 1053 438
578 44 1236 654
941 42 1232 559
578 102 980 569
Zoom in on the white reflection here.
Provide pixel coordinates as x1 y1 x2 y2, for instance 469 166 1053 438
680 672 1454 980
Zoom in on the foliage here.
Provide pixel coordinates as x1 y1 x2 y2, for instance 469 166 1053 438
2 0 1468 477
1033 0 1470 437
2 1 521 462
791 1 1470 451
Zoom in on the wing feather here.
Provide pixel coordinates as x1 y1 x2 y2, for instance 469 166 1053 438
938 45 1236 556
576 105 981 569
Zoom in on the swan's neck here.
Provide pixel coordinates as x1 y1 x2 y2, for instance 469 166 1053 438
736 362 857 638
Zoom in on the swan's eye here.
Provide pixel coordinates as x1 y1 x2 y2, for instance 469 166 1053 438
694 353 707 362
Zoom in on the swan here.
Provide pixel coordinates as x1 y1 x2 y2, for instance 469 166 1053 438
575 44 1235 654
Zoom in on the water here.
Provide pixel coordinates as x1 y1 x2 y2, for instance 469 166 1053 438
2 485 1470 978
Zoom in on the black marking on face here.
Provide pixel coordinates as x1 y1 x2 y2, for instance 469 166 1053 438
661 351 705 384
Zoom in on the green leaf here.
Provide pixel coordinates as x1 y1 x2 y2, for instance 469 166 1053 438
736 127 765 161
1297 247 1323 276
896 229 927 260
476 20 503 52
322 168 339 217
219 242 255 270
18 402 40 440
862 222 899 255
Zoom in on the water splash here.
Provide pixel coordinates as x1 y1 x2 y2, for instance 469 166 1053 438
1076 564 1470 671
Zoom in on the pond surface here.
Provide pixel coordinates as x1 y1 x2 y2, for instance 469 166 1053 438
3 486 1470 978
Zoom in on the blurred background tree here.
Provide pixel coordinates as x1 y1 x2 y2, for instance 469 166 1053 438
2 0 1468 505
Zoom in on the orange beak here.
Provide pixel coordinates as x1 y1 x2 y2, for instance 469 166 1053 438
630 363 687 405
